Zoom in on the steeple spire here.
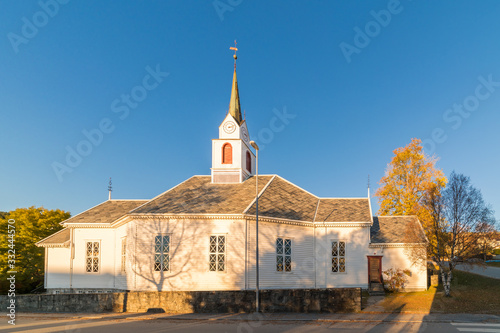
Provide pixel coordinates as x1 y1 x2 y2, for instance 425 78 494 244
229 41 242 124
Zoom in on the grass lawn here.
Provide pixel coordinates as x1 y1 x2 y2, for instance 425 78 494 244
486 261 500 268
375 270 500 314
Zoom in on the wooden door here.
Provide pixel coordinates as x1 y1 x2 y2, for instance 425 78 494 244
368 256 382 283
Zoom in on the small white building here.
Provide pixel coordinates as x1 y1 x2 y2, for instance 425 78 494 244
37 62 427 293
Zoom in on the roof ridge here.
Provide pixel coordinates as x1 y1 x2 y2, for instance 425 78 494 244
129 176 197 213
377 215 418 218
312 199 321 222
60 200 110 225
242 175 277 214
108 199 148 201
274 175 319 199
319 197 368 200
35 227 69 246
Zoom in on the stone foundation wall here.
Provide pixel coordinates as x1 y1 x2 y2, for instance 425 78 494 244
1 288 361 313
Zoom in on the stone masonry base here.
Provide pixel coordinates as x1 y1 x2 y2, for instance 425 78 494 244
1 288 361 313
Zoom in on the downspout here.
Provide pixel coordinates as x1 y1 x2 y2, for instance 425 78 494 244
134 222 138 290
313 224 316 289
312 199 320 289
69 228 74 291
324 220 327 288
245 218 248 290
44 247 48 288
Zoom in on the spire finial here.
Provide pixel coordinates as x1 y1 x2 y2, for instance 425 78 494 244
108 177 112 200
228 41 242 123
229 40 238 69
367 174 371 198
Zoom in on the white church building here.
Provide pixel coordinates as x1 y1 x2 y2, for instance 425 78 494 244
37 58 428 294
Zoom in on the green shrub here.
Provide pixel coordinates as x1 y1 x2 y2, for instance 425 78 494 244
383 268 411 292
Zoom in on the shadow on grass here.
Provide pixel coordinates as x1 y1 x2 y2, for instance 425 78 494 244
373 270 500 314
429 270 500 314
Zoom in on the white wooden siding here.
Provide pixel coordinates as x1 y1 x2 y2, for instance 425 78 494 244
131 218 247 291
315 226 371 289
114 224 128 290
71 228 116 288
45 218 425 292
46 247 71 289
246 221 316 289
376 247 427 291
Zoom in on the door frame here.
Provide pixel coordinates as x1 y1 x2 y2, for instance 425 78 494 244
367 256 383 285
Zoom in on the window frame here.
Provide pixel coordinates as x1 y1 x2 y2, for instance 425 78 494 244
246 151 252 173
209 234 227 272
154 234 171 272
222 143 233 164
276 237 293 273
331 240 347 274
85 240 101 274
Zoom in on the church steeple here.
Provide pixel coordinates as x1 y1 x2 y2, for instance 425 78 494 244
211 43 255 184
228 69 242 124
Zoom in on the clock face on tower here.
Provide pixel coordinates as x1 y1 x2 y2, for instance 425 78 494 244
241 126 249 143
223 121 236 134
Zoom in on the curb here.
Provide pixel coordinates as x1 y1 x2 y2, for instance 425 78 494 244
6 312 500 324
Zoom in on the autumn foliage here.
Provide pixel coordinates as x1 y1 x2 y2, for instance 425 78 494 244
375 138 447 239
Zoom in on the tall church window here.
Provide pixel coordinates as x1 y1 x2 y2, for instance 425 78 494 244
154 235 170 271
85 241 100 273
222 143 232 164
276 238 292 272
209 235 226 271
246 151 251 173
332 241 346 273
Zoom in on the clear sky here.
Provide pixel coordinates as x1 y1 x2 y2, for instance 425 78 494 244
1 1 499 221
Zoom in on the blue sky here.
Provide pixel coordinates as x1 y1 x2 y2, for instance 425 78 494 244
1 1 499 221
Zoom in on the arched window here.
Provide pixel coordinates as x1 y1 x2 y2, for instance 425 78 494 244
246 151 252 173
222 143 232 164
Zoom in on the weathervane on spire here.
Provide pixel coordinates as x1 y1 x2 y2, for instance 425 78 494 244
229 40 238 69
108 177 112 200
367 175 371 198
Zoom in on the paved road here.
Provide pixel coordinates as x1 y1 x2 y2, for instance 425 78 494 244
456 264 500 279
2 313 500 333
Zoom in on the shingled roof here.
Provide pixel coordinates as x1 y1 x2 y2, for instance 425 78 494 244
131 175 372 222
131 176 274 215
370 216 427 244
315 198 371 222
246 176 318 221
62 200 148 225
36 228 70 247
40 176 372 234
